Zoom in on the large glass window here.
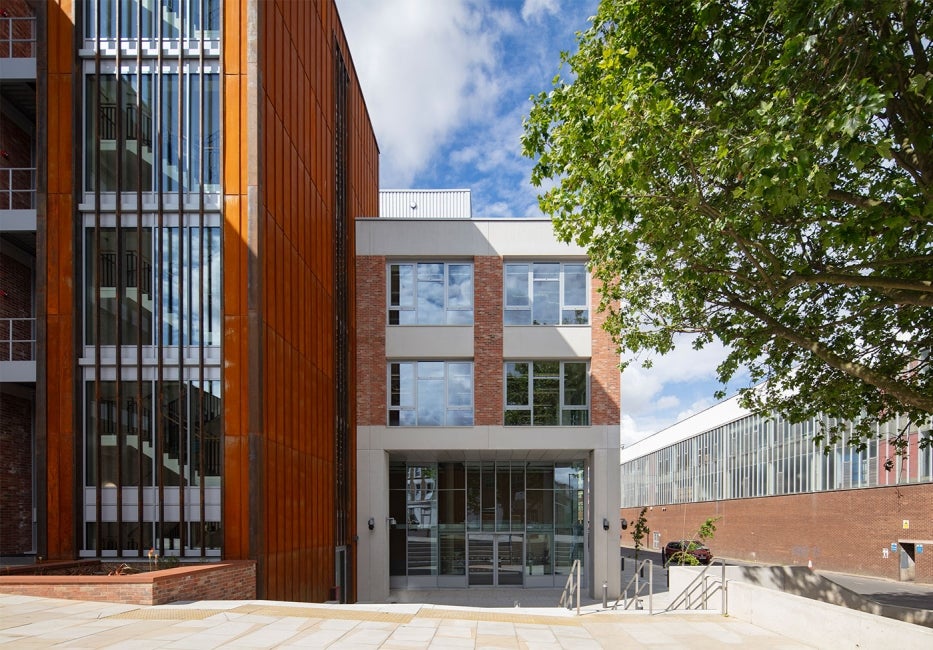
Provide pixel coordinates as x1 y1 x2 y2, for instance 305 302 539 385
504 361 590 426
84 225 221 346
85 70 220 194
389 361 473 426
85 0 221 40
390 461 586 580
504 262 588 325
83 378 221 554
388 262 473 325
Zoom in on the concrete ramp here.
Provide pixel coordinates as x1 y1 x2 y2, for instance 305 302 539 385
726 565 933 629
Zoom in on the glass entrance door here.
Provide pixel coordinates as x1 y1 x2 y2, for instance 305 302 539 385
468 533 523 586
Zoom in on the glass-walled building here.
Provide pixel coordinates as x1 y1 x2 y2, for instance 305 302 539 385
619 392 933 583
389 461 585 588
356 193 622 601
78 0 223 560
621 406 932 508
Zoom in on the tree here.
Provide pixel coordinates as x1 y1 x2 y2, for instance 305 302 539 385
522 0 933 451
667 517 720 567
631 506 650 563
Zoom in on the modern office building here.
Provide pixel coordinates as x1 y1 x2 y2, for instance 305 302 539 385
355 190 622 601
620 394 933 584
0 0 378 602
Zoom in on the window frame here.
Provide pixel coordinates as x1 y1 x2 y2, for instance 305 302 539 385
388 360 475 427
503 361 591 426
81 60 221 197
503 261 589 326
387 261 474 325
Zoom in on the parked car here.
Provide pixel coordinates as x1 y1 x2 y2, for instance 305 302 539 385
661 540 712 566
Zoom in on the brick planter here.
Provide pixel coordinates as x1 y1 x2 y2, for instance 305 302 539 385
0 561 256 605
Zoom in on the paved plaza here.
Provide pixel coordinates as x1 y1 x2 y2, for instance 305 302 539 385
0 591 818 649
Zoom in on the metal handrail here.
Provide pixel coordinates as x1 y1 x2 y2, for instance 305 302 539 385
0 15 37 58
664 558 727 613
0 317 36 361
0 167 36 209
558 558 581 615
613 558 654 613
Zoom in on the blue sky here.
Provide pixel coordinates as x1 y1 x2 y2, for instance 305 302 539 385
336 0 750 445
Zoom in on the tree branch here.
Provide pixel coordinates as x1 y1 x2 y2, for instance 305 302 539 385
723 293 933 414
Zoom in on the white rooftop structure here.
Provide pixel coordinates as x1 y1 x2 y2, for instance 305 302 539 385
380 189 472 219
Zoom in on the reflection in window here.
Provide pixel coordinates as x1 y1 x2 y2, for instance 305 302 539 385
85 378 220 489
389 362 473 426
505 361 589 426
85 71 220 194
504 262 588 325
388 262 473 325
85 226 220 346
85 0 221 40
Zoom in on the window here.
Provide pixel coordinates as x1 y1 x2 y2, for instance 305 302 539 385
389 362 474 426
388 262 473 325
85 0 221 40
85 69 220 194
504 361 589 426
84 225 221 346
504 262 588 325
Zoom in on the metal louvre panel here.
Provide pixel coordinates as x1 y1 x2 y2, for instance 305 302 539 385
379 189 472 219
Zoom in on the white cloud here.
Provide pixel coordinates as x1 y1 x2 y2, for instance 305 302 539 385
521 0 560 22
620 335 751 443
337 0 511 187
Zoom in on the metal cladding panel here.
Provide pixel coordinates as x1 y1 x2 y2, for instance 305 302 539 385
379 189 472 219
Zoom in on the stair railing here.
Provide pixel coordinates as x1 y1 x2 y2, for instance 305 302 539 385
613 558 654 613
664 558 727 613
558 558 581 615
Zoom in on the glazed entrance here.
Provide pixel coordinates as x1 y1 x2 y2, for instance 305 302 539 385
389 460 586 589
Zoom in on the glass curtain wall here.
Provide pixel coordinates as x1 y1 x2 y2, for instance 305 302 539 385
79 0 222 558
389 460 585 588
621 412 932 508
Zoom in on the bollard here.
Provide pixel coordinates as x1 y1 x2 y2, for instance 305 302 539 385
602 581 608 608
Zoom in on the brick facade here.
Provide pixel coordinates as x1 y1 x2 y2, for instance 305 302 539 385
355 256 386 426
354 254 614 428
621 482 933 583
473 257 503 426
0 251 34 360
589 278 620 426
0 391 33 554
0 561 257 605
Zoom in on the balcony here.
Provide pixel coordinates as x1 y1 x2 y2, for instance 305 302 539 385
0 166 35 230
0 316 35 382
0 13 36 79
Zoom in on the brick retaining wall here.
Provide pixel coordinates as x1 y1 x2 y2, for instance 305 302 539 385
0 561 256 605
620 482 933 583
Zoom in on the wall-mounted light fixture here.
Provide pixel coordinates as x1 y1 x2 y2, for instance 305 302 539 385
602 517 610 531
367 517 375 531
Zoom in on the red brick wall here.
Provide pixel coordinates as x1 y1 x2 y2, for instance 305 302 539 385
474 257 503 426
355 256 385 426
621 482 933 583
589 278 620 426
0 251 34 360
0 116 34 210
0 0 35 58
0 391 33 554
0 561 256 605
354 256 617 428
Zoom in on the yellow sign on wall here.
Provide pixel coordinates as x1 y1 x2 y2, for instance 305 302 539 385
903 520 910 529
